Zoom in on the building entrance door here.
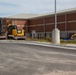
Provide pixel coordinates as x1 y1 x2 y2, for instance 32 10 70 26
32 30 36 38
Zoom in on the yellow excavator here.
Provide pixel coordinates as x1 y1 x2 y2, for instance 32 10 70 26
71 33 76 40
6 25 26 40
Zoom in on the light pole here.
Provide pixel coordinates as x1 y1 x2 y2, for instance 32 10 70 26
55 0 57 29
52 0 60 44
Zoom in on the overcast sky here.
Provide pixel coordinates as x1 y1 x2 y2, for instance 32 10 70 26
0 0 76 17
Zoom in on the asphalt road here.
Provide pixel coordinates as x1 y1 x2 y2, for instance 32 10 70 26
0 41 76 75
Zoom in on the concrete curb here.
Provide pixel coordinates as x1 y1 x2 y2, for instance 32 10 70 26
0 40 76 50
24 41 76 50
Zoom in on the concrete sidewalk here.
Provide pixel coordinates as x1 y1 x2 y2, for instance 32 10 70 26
0 40 76 50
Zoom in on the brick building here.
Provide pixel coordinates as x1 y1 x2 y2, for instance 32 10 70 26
28 8 76 39
0 18 2 35
0 8 76 39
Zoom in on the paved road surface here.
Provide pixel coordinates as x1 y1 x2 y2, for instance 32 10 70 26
0 41 76 75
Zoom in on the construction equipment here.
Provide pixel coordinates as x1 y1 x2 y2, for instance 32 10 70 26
6 25 26 40
71 33 76 40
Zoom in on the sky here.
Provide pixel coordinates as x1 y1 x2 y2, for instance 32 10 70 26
0 0 76 17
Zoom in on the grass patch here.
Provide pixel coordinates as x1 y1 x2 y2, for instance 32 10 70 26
26 37 52 43
26 38 76 44
61 39 76 44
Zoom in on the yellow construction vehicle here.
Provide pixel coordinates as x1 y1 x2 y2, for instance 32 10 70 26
71 33 76 40
6 25 26 40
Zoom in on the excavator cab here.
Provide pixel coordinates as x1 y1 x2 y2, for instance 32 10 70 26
7 25 17 35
